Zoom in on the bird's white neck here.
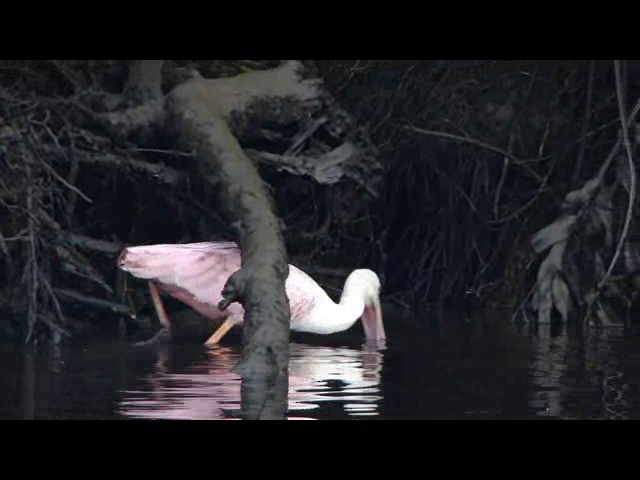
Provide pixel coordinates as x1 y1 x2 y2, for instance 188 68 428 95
293 289 366 335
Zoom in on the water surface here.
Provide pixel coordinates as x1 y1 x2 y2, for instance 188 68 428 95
1 312 639 419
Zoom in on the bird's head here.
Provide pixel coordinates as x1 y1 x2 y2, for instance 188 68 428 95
345 269 386 346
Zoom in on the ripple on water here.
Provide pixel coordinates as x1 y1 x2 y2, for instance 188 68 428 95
117 342 384 420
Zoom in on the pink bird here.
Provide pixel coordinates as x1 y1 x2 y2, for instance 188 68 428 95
117 242 386 346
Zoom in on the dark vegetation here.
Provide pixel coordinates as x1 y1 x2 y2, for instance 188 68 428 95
0 60 637 346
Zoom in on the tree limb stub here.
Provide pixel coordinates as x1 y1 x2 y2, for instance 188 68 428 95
100 100 165 144
165 68 311 379
183 61 321 122
123 61 164 106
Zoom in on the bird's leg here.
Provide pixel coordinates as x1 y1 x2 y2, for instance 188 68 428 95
205 316 240 346
148 281 172 335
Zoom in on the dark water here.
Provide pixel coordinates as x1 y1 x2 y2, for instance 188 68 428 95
1 311 639 419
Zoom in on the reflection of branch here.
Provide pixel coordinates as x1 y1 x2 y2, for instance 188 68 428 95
21 351 34 419
39 269 65 326
240 371 289 420
38 313 70 338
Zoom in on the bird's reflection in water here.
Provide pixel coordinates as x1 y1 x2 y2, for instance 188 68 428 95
118 343 383 420
287 344 382 417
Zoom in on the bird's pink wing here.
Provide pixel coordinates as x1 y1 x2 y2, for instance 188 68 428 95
285 265 331 323
119 241 330 324
118 242 244 319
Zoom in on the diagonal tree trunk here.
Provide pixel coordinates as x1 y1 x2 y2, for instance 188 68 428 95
165 82 291 379
116 61 323 388
105 60 375 417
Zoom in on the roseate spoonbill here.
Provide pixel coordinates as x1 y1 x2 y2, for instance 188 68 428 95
117 242 385 346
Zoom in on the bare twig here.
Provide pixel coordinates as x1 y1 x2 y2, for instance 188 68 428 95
511 273 545 323
24 162 38 344
56 245 113 295
597 62 638 291
75 151 185 185
36 209 113 294
493 134 515 218
48 60 82 93
405 124 546 183
172 191 231 235
246 142 361 186
0 231 13 274
405 125 527 164
53 288 129 315
490 124 553 225
571 60 595 187
26 121 93 203
36 208 121 255
38 269 65 326
37 313 71 338
66 233 122 255
64 128 80 227
38 155 93 203
493 68 538 219
134 148 193 157
284 116 328 156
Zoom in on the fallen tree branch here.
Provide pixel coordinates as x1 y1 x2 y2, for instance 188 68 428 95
67 233 122 255
76 151 186 185
246 141 360 185
166 66 300 379
55 244 113 294
54 288 129 315
34 209 114 294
